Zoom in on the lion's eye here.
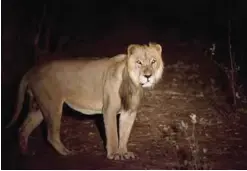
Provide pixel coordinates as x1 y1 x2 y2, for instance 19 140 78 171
136 60 142 65
151 59 156 64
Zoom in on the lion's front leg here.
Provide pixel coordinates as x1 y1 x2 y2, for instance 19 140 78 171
103 107 119 160
117 111 137 160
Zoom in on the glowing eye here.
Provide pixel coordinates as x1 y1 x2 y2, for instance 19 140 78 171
151 59 156 64
136 60 142 65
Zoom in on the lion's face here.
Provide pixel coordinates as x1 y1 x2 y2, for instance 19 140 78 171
127 43 164 88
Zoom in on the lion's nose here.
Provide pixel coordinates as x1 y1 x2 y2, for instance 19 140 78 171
144 74 152 79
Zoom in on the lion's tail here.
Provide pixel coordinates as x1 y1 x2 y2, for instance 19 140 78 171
6 72 29 128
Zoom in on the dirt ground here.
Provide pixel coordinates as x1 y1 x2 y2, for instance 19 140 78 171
2 43 247 170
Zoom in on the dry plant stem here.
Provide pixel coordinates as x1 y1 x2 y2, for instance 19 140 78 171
192 123 198 169
228 20 237 107
171 142 180 167
182 123 198 169
210 20 237 108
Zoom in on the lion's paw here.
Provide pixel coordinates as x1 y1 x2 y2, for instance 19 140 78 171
59 148 75 156
107 151 136 160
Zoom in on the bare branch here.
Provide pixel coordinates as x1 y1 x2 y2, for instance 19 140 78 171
228 19 237 107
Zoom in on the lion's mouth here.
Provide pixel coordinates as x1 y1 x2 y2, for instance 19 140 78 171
141 81 153 88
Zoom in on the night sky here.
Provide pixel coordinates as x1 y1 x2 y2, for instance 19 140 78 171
3 0 247 42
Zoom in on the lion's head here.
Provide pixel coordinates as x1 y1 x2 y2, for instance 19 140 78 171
126 43 164 88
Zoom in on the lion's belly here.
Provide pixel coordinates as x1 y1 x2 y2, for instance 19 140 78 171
65 99 103 115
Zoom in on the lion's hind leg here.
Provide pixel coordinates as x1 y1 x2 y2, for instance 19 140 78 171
45 112 72 156
41 101 72 156
19 109 43 154
32 85 72 156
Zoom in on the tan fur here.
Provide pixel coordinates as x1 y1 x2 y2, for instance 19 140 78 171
7 43 164 160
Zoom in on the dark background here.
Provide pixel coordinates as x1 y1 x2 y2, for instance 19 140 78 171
1 0 247 168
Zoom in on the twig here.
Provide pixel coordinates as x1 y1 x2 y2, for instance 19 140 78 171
228 20 237 107
34 4 47 62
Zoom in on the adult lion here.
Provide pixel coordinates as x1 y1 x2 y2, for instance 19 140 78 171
7 43 164 160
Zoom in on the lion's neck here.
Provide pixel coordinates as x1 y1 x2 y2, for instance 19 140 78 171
119 67 143 111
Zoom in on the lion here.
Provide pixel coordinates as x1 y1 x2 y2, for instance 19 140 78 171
7 43 164 160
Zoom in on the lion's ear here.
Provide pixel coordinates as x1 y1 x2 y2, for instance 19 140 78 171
149 43 162 53
128 44 139 55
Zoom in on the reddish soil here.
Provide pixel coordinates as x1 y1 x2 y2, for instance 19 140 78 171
2 42 247 170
